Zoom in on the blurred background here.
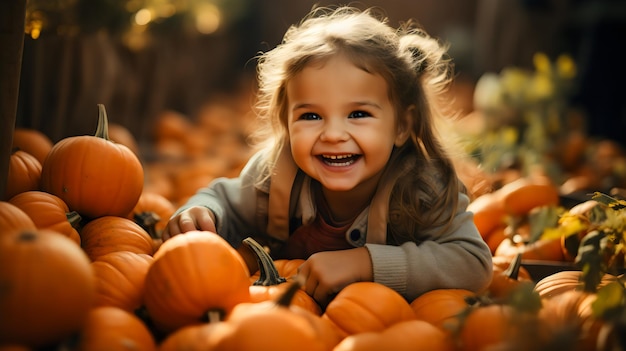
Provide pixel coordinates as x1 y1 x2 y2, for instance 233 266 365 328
10 0 626 204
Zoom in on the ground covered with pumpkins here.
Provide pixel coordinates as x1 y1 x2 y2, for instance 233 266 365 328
2 93 626 350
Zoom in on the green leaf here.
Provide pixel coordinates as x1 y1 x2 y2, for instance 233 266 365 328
592 281 625 319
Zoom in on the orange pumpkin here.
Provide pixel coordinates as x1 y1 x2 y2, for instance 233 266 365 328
108 122 140 156
4 149 41 201
143 231 251 333
467 191 506 238
487 254 534 299
220 280 340 351
127 191 176 236
91 251 154 312
243 237 322 315
11 128 54 165
410 288 474 334
321 281 416 339
9 190 81 245
80 216 154 261
539 290 611 351
0 201 36 233
333 319 455 351
533 270 618 299
0 229 95 348
157 319 232 351
70 306 157 351
457 303 518 351
499 176 560 216
40 104 144 219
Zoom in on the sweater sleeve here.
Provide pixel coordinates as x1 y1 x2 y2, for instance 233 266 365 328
172 151 268 248
365 193 493 302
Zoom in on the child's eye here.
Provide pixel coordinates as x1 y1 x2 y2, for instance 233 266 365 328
348 110 371 118
299 112 321 121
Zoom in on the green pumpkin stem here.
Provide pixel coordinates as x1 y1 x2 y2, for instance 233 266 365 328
275 278 304 308
66 211 82 229
503 252 522 280
242 237 287 286
95 104 110 141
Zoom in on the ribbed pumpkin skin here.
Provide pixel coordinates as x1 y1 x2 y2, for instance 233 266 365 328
4 150 42 201
143 231 251 334
72 306 157 351
0 201 36 233
0 229 95 348
91 251 154 312
321 282 416 339
80 216 154 261
12 128 54 165
40 134 144 219
9 190 81 245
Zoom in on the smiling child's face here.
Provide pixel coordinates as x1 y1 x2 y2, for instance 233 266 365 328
286 54 408 195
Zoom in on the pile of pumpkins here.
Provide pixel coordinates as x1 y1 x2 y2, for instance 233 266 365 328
1 104 625 351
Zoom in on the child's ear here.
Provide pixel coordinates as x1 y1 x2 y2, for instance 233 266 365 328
394 105 414 147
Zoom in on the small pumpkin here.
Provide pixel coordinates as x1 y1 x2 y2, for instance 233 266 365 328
91 250 154 312
80 216 154 261
9 190 81 245
11 128 54 165
69 306 157 351
127 191 176 237
143 231 251 333
40 104 144 219
487 253 534 299
321 281 416 339
4 149 42 201
0 201 36 233
0 229 95 348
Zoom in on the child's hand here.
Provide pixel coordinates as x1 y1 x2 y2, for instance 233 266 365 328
297 247 373 308
162 206 217 241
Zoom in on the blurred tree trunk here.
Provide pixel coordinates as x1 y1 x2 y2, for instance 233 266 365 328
0 0 27 199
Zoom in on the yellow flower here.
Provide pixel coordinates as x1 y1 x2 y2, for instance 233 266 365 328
556 54 577 79
525 73 554 102
533 52 552 75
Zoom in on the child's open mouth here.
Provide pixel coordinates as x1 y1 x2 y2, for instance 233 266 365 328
319 154 361 166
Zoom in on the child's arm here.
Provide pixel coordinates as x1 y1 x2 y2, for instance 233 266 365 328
367 193 493 302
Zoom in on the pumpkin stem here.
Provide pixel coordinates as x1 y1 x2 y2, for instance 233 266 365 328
207 309 223 324
95 104 110 141
134 211 162 239
242 237 287 286
503 252 522 280
276 276 304 308
66 211 82 229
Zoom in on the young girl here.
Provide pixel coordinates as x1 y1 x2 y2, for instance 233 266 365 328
163 6 493 307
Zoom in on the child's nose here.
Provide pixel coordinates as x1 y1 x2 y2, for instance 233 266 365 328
320 118 349 142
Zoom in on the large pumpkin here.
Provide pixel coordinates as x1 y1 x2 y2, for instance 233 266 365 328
9 190 81 245
0 229 95 348
143 231 251 333
80 216 154 261
40 104 144 219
